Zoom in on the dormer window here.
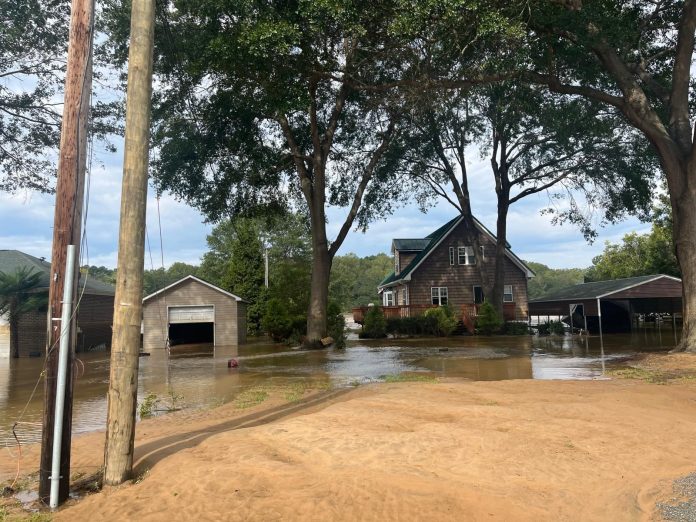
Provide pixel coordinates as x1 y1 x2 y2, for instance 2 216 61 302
458 246 475 265
395 255 399 274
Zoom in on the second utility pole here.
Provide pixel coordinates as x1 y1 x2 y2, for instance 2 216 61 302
38 0 95 505
103 0 156 485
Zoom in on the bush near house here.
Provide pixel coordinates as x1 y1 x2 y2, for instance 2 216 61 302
476 302 503 335
537 320 566 336
424 306 458 336
385 315 439 337
360 306 387 338
502 321 531 335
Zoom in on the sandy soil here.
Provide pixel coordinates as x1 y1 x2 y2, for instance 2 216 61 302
3 353 696 521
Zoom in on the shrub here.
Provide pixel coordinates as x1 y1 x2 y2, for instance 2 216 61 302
385 317 402 337
549 320 566 335
262 298 306 342
424 306 458 336
476 302 503 335
503 321 531 335
327 302 346 348
362 305 387 338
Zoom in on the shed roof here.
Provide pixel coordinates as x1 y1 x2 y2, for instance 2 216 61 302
392 238 431 251
529 274 682 302
143 275 245 303
379 216 534 289
0 249 115 296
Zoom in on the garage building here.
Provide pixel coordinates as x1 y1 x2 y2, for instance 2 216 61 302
142 275 247 350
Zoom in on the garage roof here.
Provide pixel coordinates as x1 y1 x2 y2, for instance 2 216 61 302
529 274 682 302
143 275 245 302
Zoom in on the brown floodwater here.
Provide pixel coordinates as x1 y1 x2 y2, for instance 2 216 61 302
0 327 678 446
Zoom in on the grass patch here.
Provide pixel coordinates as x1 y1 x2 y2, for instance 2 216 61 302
233 388 270 409
284 382 309 402
383 373 437 383
606 367 667 384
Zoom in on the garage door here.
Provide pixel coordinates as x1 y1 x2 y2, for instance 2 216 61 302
168 306 214 324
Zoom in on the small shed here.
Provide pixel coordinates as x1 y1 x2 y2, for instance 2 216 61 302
142 275 246 350
529 274 682 334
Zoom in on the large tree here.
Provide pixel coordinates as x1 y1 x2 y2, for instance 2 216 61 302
101 0 510 344
517 0 696 351
405 84 655 316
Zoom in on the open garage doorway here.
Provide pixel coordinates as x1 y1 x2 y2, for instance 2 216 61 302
168 305 215 347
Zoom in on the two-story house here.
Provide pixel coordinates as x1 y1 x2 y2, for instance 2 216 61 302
376 216 535 323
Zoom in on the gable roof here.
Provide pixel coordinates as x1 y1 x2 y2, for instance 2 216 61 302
142 275 245 303
0 249 115 296
529 274 682 302
378 216 534 290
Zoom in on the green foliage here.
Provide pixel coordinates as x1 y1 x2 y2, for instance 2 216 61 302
142 262 199 296
537 320 565 336
262 298 305 342
327 302 347 349
476 301 503 335
525 261 586 300
585 200 678 281
423 306 457 336
330 253 394 311
138 392 159 418
361 306 387 338
502 321 530 335
386 315 440 337
0 267 47 357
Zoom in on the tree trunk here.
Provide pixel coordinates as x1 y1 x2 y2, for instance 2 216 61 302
670 171 696 352
490 198 509 320
306 200 331 346
10 316 19 358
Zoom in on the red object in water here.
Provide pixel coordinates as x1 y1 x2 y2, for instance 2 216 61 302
228 358 239 368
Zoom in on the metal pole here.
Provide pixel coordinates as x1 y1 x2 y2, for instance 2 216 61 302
49 245 76 509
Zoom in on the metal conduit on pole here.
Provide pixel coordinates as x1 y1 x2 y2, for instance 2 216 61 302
49 245 76 509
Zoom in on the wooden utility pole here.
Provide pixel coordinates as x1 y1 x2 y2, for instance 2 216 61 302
103 0 156 485
38 0 94 505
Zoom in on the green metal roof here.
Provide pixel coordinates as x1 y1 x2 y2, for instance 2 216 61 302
392 238 431 251
379 216 534 290
0 250 115 296
529 274 678 302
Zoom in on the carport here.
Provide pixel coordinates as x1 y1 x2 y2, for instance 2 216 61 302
528 274 682 335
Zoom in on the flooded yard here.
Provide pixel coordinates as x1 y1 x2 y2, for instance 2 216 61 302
0 328 678 446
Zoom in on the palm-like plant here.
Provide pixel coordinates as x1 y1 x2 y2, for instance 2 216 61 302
0 267 47 358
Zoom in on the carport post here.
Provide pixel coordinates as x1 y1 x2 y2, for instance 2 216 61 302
597 298 603 336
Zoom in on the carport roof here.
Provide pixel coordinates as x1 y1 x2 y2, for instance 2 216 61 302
529 274 681 302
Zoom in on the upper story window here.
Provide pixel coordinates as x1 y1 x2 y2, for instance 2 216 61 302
458 246 475 265
384 290 395 307
449 247 455 265
431 287 448 306
503 285 514 302
394 254 399 274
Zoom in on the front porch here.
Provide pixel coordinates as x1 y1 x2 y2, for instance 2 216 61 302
352 303 522 333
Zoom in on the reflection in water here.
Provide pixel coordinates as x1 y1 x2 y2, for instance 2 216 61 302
0 327 677 444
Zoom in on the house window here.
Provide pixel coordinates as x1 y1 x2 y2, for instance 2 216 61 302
384 291 394 307
431 287 448 306
503 285 514 302
395 255 399 274
458 246 475 265
473 285 484 304
449 247 455 266
402 286 409 305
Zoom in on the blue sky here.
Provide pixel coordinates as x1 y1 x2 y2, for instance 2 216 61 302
0 138 651 270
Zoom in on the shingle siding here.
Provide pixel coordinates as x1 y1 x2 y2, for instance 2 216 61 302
142 278 245 350
396 220 529 319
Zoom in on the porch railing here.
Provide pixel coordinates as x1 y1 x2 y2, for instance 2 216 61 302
352 302 520 325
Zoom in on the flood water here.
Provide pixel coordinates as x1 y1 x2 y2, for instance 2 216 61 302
0 327 679 446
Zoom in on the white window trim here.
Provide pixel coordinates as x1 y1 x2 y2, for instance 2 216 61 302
431 286 448 306
458 246 475 265
384 290 395 307
503 284 514 302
